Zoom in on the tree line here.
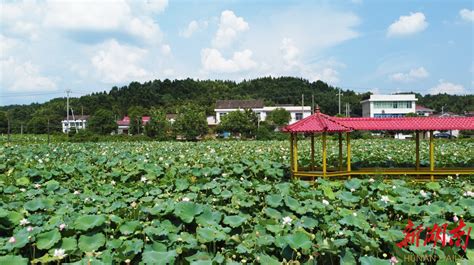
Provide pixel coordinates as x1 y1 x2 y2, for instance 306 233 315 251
1 76 473 134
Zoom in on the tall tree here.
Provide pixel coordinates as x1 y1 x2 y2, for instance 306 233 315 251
87 109 117 135
266 108 291 128
128 106 147 135
0 111 7 133
173 104 208 140
217 109 258 138
144 108 170 140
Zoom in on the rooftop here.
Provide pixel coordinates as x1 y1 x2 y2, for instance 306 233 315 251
361 94 418 103
215 99 264 109
63 115 90 121
283 109 474 132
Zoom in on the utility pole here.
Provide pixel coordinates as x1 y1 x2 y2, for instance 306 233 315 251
7 116 10 142
301 94 304 114
311 94 315 114
66 89 71 135
47 119 50 145
338 88 343 115
20 123 23 135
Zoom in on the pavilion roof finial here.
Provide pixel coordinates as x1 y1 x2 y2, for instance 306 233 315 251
315 105 320 113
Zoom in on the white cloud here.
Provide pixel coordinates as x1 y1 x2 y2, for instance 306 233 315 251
180 20 208 38
91 40 149 83
161 44 171 56
280 38 300 67
130 0 168 14
0 35 18 58
201 48 257 73
44 0 130 31
460 9 474 22
1 57 57 92
43 0 162 43
389 67 429 82
429 80 465 95
126 17 162 42
212 10 249 48
387 12 428 37
0 1 43 40
310 68 341 84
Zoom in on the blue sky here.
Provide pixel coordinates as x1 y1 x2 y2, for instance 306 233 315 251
1 0 473 105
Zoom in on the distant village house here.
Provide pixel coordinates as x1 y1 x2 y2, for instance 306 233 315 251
62 115 89 133
213 99 311 125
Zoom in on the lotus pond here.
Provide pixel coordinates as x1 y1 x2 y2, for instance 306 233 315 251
0 139 473 264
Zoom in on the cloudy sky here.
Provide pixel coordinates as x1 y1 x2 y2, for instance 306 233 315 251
1 0 473 105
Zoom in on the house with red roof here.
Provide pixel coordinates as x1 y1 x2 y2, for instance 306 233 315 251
415 105 435 116
117 116 150 134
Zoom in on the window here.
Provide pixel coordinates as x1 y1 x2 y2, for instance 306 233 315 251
295 113 303 121
374 101 413 109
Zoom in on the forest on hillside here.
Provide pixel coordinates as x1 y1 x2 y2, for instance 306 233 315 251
1 77 473 134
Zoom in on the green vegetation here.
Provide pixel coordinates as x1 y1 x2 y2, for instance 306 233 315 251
173 104 208 140
87 109 117 135
0 140 473 263
144 108 171 140
2 77 472 134
266 108 291 128
217 110 258 138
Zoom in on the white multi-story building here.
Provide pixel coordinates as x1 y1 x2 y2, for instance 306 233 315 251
61 115 89 133
214 100 311 125
361 94 417 118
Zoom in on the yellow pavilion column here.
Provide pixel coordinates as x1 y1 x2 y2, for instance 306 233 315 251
415 132 420 170
346 132 351 175
429 131 435 181
290 133 294 175
322 132 327 177
310 133 315 170
293 133 298 173
338 132 343 171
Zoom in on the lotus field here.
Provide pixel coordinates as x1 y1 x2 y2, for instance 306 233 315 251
1 139 473 264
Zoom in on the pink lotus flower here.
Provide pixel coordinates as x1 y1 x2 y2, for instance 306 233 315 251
27 226 34 232
59 223 67 231
390 256 398 264
453 215 459 222
8 237 16 243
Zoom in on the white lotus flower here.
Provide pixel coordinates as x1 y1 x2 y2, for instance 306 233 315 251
54 248 67 259
59 223 67 231
141 177 147 183
322 199 329 206
131 201 137 208
282 216 292 225
463 191 474 197
381 195 390 204
111 180 116 185
20 218 30 226
20 188 26 192
353 212 357 217
368 178 375 183
350 188 356 192
420 190 428 197
34 184 41 189
8 237 16 243
182 197 190 202
73 190 80 195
